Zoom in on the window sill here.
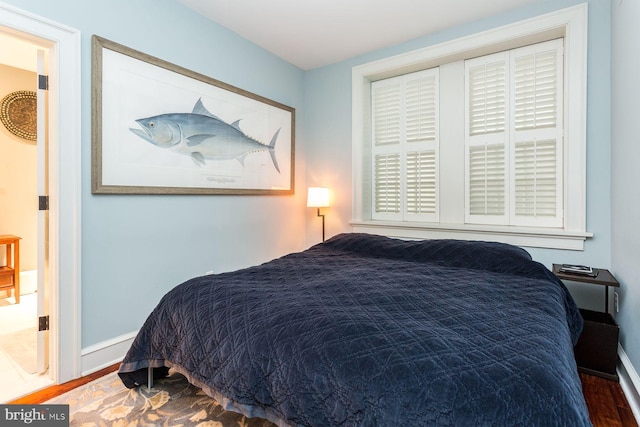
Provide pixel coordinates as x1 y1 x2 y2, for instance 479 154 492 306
350 220 593 251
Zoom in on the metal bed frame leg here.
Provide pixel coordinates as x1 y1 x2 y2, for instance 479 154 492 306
148 366 153 388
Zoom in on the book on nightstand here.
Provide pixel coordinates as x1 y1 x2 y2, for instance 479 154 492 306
558 264 597 277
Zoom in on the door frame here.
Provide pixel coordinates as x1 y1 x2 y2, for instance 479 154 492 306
0 2 82 384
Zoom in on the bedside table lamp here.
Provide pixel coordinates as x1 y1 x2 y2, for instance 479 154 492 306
307 187 330 242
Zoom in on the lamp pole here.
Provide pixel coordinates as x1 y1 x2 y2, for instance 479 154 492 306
317 208 325 242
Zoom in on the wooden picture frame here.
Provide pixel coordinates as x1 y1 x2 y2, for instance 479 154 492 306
91 35 295 195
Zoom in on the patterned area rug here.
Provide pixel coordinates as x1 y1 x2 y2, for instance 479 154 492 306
47 371 277 427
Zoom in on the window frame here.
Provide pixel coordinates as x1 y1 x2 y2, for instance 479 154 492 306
351 4 591 250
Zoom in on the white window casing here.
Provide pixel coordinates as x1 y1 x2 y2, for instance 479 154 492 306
352 4 590 250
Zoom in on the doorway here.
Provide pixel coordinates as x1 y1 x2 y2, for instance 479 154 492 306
0 3 82 402
0 30 51 402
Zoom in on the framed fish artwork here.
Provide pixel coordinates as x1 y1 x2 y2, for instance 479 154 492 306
91 35 295 195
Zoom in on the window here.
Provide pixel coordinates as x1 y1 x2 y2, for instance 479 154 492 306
352 5 590 250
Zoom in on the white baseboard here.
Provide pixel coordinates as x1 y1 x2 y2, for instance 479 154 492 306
20 270 37 295
80 331 138 376
619 344 640 423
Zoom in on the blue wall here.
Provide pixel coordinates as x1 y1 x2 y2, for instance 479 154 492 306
2 0 308 348
611 0 640 386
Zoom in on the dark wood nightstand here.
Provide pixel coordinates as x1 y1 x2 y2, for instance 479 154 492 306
552 264 620 381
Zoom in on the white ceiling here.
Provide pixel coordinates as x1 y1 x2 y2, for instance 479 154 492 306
0 1 548 72
179 0 548 70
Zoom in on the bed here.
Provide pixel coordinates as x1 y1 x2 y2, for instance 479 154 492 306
119 233 591 426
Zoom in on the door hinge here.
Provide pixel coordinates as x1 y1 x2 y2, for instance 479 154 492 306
38 74 49 90
39 195 49 211
38 315 50 331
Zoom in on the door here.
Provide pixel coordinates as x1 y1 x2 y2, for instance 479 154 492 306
36 48 49 373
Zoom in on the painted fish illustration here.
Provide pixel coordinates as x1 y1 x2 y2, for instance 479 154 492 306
129 98 281 172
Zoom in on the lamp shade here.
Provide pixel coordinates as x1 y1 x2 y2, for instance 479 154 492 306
307 187 330 208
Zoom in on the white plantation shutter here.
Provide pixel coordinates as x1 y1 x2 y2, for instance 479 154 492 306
511 39 563 227
465 52 509 224
372 78 402 218
465 39 563 227
372 69 439 221
405 72 438 218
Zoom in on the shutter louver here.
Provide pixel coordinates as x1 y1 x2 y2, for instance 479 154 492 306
374 153 401 213
514 50 557 130
515 140 557 217
374 83 401 146
406 76 436 143
469 61 506 136
469 144 505 216
406 150 436 214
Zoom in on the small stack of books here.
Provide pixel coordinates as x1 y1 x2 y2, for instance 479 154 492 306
558 264 598 277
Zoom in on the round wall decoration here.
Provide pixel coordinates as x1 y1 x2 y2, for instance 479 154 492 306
0 90 37 141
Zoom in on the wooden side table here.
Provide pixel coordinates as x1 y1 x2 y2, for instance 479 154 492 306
0 235 21 304
552 264 620 381
552 265 619 313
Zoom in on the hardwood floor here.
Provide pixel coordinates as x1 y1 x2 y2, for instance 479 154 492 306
8 366 638 426
8 363 120 404
580 373 638 427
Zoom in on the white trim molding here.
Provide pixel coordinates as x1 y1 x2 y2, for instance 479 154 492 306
351 220 592 250
0 1 82 384
352 4 589 250
80 331 137 376
619 345 640 423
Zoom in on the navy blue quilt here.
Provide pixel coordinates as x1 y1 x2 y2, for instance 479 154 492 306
119 233 591 426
